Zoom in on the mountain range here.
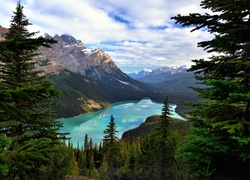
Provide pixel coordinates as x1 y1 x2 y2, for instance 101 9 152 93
127 65 188 82
127 65 201 116
0 26 199 118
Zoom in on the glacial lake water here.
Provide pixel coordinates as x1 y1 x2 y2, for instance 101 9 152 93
59 99 185 146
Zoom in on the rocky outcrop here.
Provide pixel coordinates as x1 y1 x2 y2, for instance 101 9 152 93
38 34 128 82
34 55 62 75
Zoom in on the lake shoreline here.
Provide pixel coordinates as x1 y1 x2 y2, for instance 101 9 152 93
58 98 185 146
58 97 185 121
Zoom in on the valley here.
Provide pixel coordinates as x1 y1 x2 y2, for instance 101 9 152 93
0 26 197 119
1 0 249 179
34 33 197 119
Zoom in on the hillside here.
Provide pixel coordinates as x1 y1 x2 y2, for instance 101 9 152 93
121 115 191 142
49 70 165 118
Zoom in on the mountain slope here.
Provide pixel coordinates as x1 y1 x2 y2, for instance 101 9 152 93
129 66 203 117
128 69 152 79
49 70 165 118
34 34 165 118
39 34 151 91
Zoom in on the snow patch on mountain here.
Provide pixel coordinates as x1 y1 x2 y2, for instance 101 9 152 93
127 69 152 79
127 65 187 79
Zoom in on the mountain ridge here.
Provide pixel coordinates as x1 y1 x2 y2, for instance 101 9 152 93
0 26 192 118
127 65 188 82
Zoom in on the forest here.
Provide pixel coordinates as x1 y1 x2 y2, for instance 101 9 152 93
0 0 250 179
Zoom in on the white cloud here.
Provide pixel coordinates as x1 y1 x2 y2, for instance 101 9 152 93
0 0 212 70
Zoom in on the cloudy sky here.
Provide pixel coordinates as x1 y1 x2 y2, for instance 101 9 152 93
0 0 213 72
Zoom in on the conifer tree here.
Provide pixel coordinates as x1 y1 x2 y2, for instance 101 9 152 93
0 134 11 178
140 97 176 179
0 1 72 178
103 115 118 144
102 115 121 180
0 1 62 147
172 0 250 178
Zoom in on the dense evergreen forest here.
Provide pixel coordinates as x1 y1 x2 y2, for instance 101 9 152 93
1 0 250 179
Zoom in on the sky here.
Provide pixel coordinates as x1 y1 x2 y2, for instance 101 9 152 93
0 0 213 72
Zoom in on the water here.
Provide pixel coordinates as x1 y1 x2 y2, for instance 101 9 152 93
59 99 184 146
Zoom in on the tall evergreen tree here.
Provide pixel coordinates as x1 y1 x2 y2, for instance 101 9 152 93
140 97 177 179
172 0 250 178
103 115 118 145
0 1 73 179
102 115 121 180
0 1 62 147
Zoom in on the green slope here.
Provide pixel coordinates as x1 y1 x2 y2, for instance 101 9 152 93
48 70 165 118
121 115 191 143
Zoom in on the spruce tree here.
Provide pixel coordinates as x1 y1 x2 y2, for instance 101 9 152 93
103 115 119 145
102 115 121 180
172 0 250 178
0 1 73 179
140 97 177 179
0 1 62 147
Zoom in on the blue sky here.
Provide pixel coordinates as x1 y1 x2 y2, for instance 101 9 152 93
0 0 212 72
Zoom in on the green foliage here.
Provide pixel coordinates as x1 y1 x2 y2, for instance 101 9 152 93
48 70 168 118
103 115 118 145
3 138 73 180
0 134 12 178
0 1 64 147
172 0 250 178
69 113 190 179
48 70 110 118
102 115 122 180
138 97 179 180
0 1 73 179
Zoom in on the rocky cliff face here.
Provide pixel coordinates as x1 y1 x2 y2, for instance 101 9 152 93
38 34 129 84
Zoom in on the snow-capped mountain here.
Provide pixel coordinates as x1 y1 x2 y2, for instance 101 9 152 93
127 66 188 80
127 69 152 79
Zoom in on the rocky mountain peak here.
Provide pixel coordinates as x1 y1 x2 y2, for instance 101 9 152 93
37 33 132 85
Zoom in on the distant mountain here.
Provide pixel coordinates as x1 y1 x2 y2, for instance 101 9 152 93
129 66 203 117
127 65 188 83
127 69 152 79
139 68 194 85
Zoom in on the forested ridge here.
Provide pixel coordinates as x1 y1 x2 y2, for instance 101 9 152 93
1 0 250 179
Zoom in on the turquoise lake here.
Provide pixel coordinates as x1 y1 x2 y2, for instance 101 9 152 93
59 99 185 146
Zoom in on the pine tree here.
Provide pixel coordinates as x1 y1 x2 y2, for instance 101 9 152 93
102 115 121 180
0 1 62 147
172 0 250 178
139 97 177 179
103 115 118 144
158 97 172 138
0 1 72 178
